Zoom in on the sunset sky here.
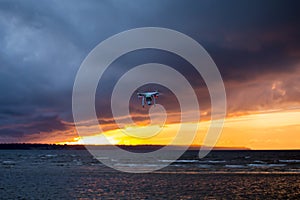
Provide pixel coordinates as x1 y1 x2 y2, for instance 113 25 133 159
0 0 300 149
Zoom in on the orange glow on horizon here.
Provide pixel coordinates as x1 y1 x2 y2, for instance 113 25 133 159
57 109 300 150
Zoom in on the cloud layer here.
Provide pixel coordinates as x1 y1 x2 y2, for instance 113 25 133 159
1 0 300 143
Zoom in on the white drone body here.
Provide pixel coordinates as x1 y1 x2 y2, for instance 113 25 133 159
137 91 159 107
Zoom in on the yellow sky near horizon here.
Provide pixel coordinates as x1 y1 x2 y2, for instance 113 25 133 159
60 108 300 150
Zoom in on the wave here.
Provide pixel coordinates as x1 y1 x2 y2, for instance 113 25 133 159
279 159 300 163
225 165 245 168
247 163 286 167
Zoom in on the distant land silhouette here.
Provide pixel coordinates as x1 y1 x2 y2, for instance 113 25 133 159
0 143 251 151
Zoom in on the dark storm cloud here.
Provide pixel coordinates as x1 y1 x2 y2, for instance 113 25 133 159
161 1 300 82
0 112 72 142
1 0 300 141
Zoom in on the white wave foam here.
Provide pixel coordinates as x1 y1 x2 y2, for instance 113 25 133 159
279 160 300 163
225 165 245 168
247 163 286 167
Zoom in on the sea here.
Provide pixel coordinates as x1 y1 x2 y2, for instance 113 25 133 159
0 149 300 199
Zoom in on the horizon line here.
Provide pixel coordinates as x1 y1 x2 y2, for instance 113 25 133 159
0 143 299 150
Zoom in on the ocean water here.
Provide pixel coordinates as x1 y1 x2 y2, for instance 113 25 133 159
0 150 300 199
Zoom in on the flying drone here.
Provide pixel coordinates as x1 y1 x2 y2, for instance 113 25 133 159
137 91 160 107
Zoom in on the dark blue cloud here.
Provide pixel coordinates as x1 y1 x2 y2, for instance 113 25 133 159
0 0 300 142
